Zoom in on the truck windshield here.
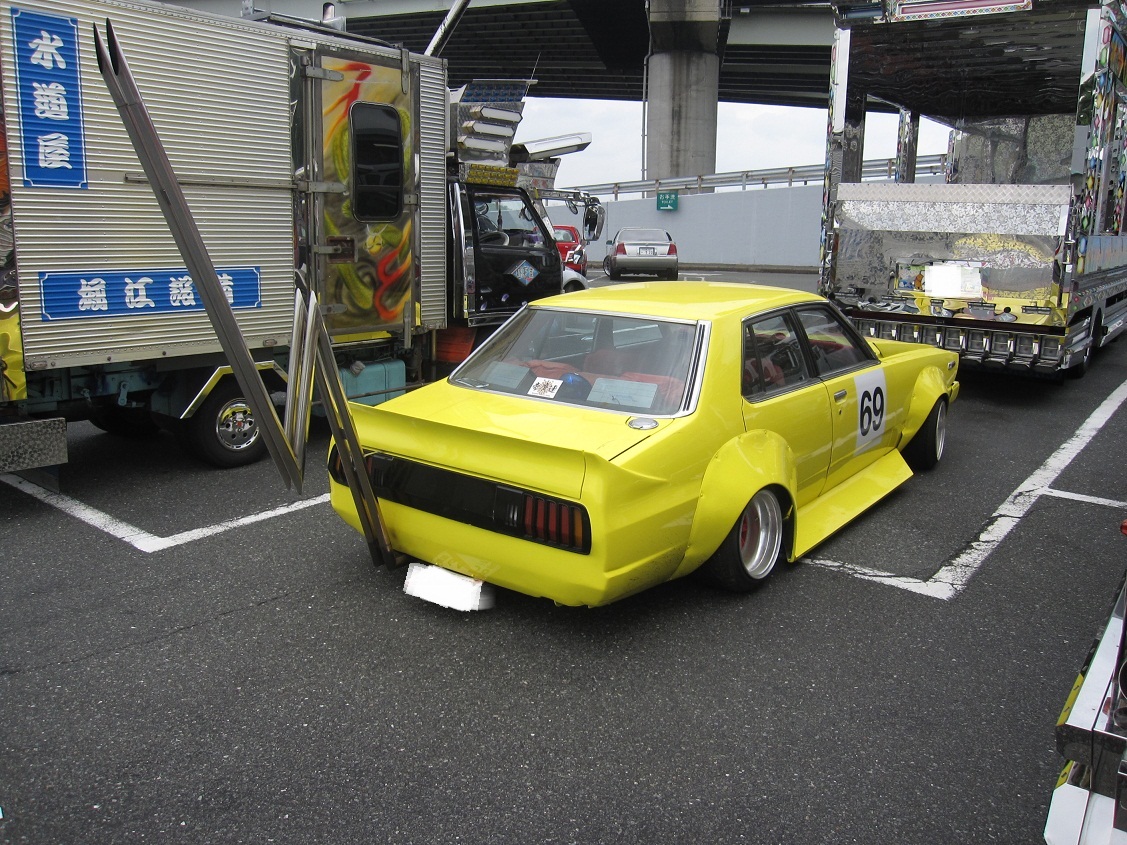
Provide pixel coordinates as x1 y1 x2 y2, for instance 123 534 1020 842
451 307 700 415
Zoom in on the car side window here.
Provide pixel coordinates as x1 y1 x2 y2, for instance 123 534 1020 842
795 307 873 376
743 313 810 398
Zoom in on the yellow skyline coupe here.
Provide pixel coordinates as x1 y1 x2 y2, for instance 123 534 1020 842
329 282 959 607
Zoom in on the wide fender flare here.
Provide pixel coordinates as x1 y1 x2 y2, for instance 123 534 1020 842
898 365 950 449
675 430 798 578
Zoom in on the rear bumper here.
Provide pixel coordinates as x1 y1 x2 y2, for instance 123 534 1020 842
329 480 688 607
610 254 678 275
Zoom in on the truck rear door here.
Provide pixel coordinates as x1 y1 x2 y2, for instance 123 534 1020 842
311 50 419 338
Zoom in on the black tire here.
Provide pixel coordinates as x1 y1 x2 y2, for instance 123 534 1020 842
180 378 267 468
88 404 159 438
603 256 620 280
697 489 785 592
1069 337 1094 379
563 281 584 293
1069 311 1102 379
904 398 947 471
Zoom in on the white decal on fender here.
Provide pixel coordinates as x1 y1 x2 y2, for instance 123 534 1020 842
854 369 888 453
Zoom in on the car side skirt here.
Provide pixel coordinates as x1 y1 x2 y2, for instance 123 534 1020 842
794 448 913 558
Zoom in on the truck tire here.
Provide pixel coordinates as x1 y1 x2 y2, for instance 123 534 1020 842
697 488 785 592
89 404 159 438
904 398 946 471
1070 337 1094 379
1069 311 1102 379
180 378 266 468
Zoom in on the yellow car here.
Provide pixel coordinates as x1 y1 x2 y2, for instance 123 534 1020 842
329 282 959 607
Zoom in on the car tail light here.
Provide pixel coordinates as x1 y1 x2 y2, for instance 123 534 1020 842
615 242 626 255
522 493 588 552
668 243 678 256
328 447 592 554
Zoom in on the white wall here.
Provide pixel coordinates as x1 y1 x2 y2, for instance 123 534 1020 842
548 183 824 272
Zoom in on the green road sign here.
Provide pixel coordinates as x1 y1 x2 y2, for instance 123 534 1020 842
656 191 678 211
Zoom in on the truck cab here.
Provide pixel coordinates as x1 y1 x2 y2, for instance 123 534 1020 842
450 181 563 326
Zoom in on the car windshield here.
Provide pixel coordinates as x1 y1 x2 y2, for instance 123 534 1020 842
553 228 577 242
620 229 669 243
451 307 701 415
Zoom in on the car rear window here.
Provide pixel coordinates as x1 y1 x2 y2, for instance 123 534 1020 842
620 229 669 242
451 307 702 415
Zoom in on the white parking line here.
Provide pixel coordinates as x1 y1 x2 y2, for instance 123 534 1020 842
808 376 1127 600
1 472 328 553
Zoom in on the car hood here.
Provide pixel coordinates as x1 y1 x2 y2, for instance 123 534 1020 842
349 380 669 500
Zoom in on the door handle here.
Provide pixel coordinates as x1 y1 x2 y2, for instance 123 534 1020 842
834 389 847 402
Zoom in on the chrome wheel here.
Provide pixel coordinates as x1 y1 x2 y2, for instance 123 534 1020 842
932 401 947 463
214 397 259 453
737 490 784 580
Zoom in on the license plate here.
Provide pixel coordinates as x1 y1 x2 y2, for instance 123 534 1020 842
403 561 495 611
639 246 655 255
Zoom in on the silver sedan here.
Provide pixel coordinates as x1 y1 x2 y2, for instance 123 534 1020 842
603 227 678 280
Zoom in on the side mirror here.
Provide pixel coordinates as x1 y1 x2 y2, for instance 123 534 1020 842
583 203 605 242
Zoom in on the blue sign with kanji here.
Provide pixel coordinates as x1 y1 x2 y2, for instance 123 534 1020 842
39 266 263 321
11 7 88 189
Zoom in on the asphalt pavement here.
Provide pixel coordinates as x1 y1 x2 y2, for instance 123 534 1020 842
3 298 1127 844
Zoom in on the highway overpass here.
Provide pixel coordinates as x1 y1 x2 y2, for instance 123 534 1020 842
183 0 836 180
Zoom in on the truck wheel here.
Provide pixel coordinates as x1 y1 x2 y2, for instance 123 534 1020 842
1069 338 1094 379
89 405 159 438
697 489 785 592
904 398 946 471
181 379 266 468
1069 311 1102 379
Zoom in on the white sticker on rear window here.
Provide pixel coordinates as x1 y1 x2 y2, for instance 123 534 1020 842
528 377 562 398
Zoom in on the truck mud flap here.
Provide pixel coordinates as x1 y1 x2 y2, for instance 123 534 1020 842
0 417 66 477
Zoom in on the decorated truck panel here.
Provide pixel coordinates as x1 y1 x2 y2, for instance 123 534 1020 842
820 0 1127 377
1046 561 1127 843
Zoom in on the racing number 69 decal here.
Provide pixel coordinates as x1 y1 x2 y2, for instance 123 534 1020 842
860 385 884 435
853 370 888 453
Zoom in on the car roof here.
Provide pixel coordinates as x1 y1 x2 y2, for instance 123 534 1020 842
535 281 823 321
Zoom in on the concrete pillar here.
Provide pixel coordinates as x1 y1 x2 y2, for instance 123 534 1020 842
646 0 722 185
646 51 719 183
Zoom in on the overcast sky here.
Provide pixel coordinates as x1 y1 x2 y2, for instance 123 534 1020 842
514 98 954 190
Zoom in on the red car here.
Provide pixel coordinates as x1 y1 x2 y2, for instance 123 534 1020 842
552 225 588 276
